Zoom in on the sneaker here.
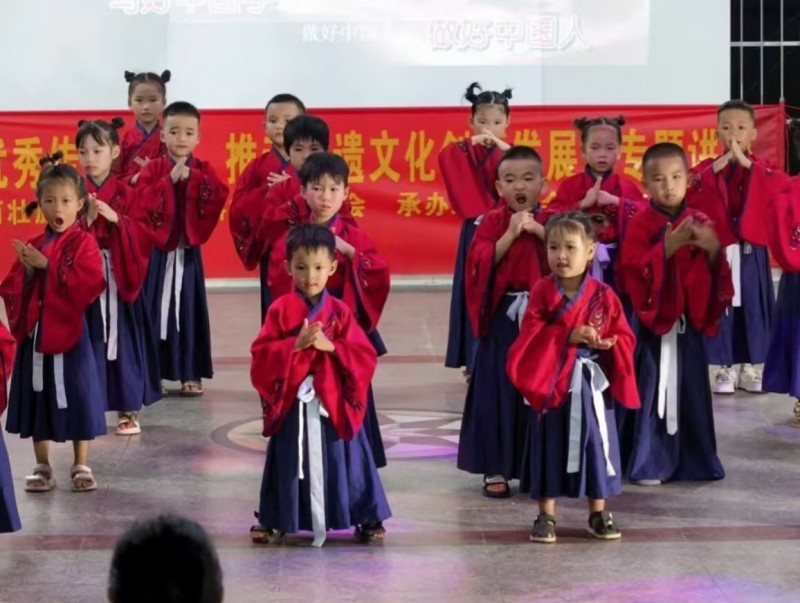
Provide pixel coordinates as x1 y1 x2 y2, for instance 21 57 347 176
712 367 737 394
633 479 662 486
529 514 557 544
587 511 622 541
737 364 763 393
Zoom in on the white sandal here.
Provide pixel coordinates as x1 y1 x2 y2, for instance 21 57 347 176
116 413 141 436
25 464 56 492
70 465 98 492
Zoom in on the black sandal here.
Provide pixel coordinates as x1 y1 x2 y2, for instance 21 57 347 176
482 475 510 499
250 524 284 544
355 522 386 543
587 511 622 540
530 513 557 544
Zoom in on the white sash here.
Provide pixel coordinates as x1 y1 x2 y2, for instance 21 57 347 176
297 375 329 548
505 291 529 327
566 356 615 477
726 243 742 308
160 246 185 340
99 249 119 361
31 322 67 409
657 316 686 436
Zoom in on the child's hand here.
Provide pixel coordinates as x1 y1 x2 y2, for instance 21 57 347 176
594 335 618 350
483 129 510 151
712 150 733 173
664 218 695 258
267 171 291 187
134 156 151 168
12 239 26 262
597 191 619 207
521 217 544 239
579 176 603 209
471 133 494 147
570 325 600 346
95 200 120 225
729 139 752 170
180 163 191 181
85 193 99 225
335 236 355 260
294 319 321 350
22 245 48 270
690 222 721 260
508 211 535 237
170 158 189 183
129 172 141 186
312 330 335 352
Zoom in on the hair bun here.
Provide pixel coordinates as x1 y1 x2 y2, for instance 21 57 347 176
124 70 137 82
77 119 87 127
573 116 590 130
464 81 482 104
614 115 627 127
110 116 126 129
501 87 513 100
160 69 172 83
51 151 64 162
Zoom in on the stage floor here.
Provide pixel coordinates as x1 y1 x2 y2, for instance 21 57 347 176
1 289 799 603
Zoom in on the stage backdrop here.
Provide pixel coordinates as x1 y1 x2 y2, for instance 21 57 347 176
0 104 785 277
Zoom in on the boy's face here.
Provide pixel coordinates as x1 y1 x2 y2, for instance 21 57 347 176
265 102 303 151
495 158 545 212
286 247 337 301
717 108 757 152
644 155 688 211
289 138 324 171
302 174 348 224
547 227 595 280
162 114 200 159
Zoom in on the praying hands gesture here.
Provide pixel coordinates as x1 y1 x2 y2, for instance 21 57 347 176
294 319 335 353
471 129 510 151
579 176 603 209
12 239 48 277
170 158 191 183
713 136 752 173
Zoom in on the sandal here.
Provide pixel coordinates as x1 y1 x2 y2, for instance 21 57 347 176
116 412 141 436
482 475 510 499
70 465 98 492
355 522 386 543
530 513 557 544
180 381 204 397
587 511 622 540
25 464 56 492
250 524 284 544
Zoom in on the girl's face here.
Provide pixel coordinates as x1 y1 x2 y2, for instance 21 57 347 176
547 227 595 281
470 104 509 140
39 180 85 233
78 137 120 182
583 126 621 175
128 82 165 128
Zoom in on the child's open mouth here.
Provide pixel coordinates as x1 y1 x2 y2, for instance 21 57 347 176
54 218 64 227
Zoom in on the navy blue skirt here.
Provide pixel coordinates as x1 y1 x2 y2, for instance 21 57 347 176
257 401 391 534
706 244 774 365
764 272 800 397
6 322 107 442
0 425 21 533
445 218 478 371
457 295 527 479
619 324 725 483
144 247 213 382
86 293 162 413
520 354 623 501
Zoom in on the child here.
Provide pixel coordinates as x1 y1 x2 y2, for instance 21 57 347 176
0 165 107 492
77 118 162 435
543 116 645 288
440 82 511 378
457 146 549 497
0 320 21 532
266 152 389 468
136 101 229 396
249 224 391 546
619 142 733 484
120 70 170 183
108 514 223 603
755 176 800 426
507 212 640 543
230 114 357 319
687 100 784 394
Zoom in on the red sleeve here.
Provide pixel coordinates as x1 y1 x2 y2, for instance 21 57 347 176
229 158 273 270
340 229 390 333
601 290 640 410
465 210 504 337
0 320 15 415
687 160 737 247
104 216 151 303
250 302 318 437
549 175 582 213
618 215 684 335
0 259 39 344
438 141 500 218
683 247 734 335
738 159 789 246
185 161 229 247
766 176 800 271
506 280 577 412
312 307 377 440
133 162 174 249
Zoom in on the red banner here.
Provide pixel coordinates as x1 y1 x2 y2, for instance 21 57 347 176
0 105 785 277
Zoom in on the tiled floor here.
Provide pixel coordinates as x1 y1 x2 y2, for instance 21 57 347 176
1 288 799 602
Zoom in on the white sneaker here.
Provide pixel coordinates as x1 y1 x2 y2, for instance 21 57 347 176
737 364 763 393
712 367 737 394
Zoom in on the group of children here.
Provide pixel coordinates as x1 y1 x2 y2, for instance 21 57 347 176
0 73 798 547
